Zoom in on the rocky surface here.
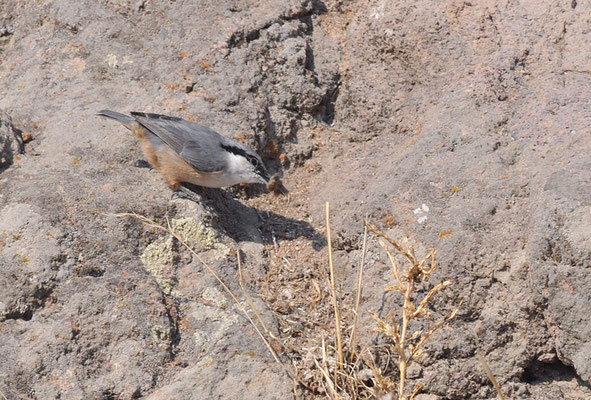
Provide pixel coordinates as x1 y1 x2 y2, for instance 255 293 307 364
0 0 590 399
0 112 23 172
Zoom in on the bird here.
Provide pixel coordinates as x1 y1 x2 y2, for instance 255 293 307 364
97 110 270 198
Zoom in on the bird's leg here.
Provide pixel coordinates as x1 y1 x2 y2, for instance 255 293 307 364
172 185 203 204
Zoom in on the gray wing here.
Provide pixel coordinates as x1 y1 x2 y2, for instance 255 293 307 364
131 112 227 173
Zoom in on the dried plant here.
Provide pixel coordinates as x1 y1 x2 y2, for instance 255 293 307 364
314 212 459 400
364 221 458 400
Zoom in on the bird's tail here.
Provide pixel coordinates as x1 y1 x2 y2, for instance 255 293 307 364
97 110 135 128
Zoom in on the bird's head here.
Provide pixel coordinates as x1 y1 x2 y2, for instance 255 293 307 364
222 143 270 185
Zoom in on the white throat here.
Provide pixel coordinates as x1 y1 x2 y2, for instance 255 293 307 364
226 152 250 174
223 152 258 185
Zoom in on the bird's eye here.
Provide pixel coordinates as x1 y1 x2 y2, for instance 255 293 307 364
248 155 259 167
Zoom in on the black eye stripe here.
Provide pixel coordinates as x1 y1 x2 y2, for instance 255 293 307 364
255 164 267 178
221 144 260 167
221 144 268 179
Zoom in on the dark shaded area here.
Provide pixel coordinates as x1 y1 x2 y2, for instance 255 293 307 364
182 184 326 250
0 113 24 174
523 355 591 391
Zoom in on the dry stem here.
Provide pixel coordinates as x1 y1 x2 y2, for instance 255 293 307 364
477 350 506 400
326 202 344 369
238 252 279 340
349 223 368 362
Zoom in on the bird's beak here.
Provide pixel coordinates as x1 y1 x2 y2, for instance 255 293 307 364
259 173 271 185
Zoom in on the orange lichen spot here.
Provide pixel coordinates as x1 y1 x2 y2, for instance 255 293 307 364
179 51 188 59
451 186 460 193
416 124 424 136
179 319 189 332
264 140 280 159
384 215 395 226
164 82 180 91
439 229 454 239
271 340 284 354
200 61 211 68
235 134 248 145
502 175 509 179
71 157 81 167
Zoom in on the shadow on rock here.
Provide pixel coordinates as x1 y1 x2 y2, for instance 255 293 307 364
183 185 326 250
0 112 24 174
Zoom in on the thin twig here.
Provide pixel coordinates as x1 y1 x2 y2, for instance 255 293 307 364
379 239 403 288
364 220 413 263
349 223 368 362
238 251 279 340
319 334 341 399
326 203 344 369
412 281 450 319
477 350 506 400
315 359 339 399
410 383 423 399
397 272 415 399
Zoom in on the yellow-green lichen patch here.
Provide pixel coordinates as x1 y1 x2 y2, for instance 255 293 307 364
189 288 239 352
193 330 210 349
171 217 230 257
151 325 172 349
141 237 175 295
202 287 228 308
196 355 214 368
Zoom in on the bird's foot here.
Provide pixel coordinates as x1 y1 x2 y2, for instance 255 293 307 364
172 186 218 214
172 186 203 204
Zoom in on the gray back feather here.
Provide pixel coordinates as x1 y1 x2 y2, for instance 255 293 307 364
131 112 233 173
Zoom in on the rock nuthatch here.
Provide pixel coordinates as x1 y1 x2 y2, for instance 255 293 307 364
97 110 270 193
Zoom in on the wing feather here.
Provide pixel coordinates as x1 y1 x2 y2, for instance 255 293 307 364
131 112 227 173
